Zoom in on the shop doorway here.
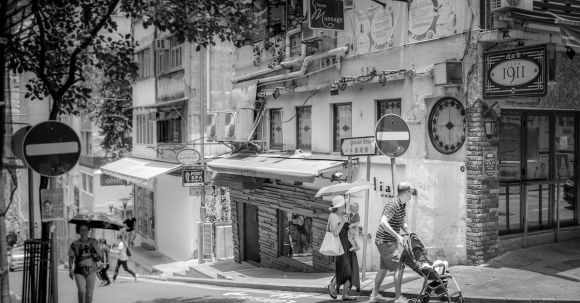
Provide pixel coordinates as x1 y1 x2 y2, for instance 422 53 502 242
242 203 261 264
499 110 579 245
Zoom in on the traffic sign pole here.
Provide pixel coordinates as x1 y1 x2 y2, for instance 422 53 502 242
361 155 371 281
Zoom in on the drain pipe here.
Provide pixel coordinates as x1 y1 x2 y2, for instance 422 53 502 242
232 27 306 84
257 45 349 85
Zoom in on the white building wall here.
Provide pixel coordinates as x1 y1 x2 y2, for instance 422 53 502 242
155 174 201 261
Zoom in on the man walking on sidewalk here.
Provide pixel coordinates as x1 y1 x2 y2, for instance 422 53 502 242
370 182 416 303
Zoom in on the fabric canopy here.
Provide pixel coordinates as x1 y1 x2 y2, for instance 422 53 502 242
100 157 181 188
207 154 345 183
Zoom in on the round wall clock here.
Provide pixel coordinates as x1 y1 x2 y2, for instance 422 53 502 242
428 97 466 154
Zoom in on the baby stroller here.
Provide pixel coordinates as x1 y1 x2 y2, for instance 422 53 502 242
400 233 464 303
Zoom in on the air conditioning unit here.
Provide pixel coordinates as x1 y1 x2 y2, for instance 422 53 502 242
206 113 217 141
223 112 236 140
491 0 532 12
154 39 169 50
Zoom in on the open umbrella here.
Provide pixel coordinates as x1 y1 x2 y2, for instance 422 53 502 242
69 212 124 230
315 180 373 197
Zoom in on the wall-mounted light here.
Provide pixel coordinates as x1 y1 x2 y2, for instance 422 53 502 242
330 81 339 96
566 47 576 60
257 90 266 98
338 78 348 91
272 88 280 99
378 74 387 86
482 101 499 139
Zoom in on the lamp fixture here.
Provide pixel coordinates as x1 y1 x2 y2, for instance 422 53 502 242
566 47 576 60
338 78 348 91
482 101 499 139
330 81 339 96
272 88 280 99
378 74 387 86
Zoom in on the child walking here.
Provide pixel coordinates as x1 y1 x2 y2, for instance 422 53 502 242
347 202 361 251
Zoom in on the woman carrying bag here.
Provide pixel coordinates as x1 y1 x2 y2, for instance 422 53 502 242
323 195 360 300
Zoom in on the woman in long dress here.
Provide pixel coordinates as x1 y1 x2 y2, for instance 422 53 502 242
327 195 360 300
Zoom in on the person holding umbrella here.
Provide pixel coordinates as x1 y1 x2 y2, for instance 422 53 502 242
68 222 102 303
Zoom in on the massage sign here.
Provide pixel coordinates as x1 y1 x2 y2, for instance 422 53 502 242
309 0 344 30
483 45 547 98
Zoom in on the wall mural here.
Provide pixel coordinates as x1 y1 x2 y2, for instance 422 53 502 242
408 0 467 43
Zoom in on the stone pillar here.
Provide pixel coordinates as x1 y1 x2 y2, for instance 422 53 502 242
230 200 241 263
465 42 500 265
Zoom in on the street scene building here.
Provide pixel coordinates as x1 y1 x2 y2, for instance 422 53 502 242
1 0 580 302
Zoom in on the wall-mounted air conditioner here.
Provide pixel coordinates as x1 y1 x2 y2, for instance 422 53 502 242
206 112 239 142
434 62 463 86
206 113 217 142
491 0 532 13
224 112 236 140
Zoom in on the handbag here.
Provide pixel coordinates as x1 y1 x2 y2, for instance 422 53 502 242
319 215 344 256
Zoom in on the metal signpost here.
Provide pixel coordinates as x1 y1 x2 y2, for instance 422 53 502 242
375 114 411 194
340 136 376 280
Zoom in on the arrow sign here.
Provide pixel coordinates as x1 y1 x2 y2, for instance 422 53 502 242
340 136 376 156
23 121 81 177
375 114 410 157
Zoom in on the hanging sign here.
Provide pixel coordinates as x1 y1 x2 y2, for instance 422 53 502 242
177 148 200 166
483 45 547 98
182 169 205 187
309 0 344 30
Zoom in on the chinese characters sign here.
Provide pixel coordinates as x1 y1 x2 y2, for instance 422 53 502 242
484 45 547 98
309 0 344 30
341 136 376 156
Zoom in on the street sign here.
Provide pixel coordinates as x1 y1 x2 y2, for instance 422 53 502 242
375 114 410 157
340 136 376 156
182 169 205 187
23 121 81 177
177 148 200 165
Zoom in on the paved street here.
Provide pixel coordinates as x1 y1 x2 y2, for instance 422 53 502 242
9 271 349 303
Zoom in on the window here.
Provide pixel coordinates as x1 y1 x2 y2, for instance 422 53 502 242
135 48 152 79
81 173 93 194
157 109 183 143
156 37 183 74
134 186 155 240
80 131 92 156
333 103 352 152
377 99 401 120
278 210 313 264
135 113 155 144
270 108 283 150
296 106 311 150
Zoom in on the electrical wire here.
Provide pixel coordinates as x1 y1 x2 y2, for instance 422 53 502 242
280 87 323 124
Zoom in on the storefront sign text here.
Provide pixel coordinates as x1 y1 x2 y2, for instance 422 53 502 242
182 169 205 187
100 174 128 186
484 45 547 98
309 0 344 30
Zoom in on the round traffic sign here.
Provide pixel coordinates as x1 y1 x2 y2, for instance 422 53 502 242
375 114 410 157
23 121 81 177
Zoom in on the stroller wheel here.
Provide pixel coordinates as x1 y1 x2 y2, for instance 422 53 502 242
455 296 464 303
420 294 430 303
408 299 418 303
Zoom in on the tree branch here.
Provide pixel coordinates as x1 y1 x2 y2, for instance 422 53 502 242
53 0 120 119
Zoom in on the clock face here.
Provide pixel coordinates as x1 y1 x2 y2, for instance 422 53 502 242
428 97 466 154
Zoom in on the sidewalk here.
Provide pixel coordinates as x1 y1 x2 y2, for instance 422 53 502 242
132 239 580 302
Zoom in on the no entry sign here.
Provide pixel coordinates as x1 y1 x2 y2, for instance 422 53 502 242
375 114 410 157
23 121 81 177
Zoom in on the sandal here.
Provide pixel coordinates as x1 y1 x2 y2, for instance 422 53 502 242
328 283 338 299
342 295 357 301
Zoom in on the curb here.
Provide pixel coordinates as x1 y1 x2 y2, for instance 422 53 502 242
139 274 579 303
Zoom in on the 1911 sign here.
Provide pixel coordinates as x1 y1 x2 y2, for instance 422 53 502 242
309 0 344 30
483 45 547 98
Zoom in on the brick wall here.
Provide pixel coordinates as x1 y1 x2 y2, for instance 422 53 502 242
229 182 335 272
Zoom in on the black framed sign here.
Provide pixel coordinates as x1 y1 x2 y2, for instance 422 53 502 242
483 45 547 98
309 0 344 30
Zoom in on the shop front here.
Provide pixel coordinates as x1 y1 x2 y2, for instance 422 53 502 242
477 43 580 257
209 153 347 272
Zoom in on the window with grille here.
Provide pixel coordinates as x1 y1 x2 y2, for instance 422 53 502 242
377 99 401 120
333 103 352 152
270 108 283 150
80 131 92 156
296 106 311 150
81 173 93 195
157 110 183 143
135 113 154 144
156 37 184 74
135 48 152 79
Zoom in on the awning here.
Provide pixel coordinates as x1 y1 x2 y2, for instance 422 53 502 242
100 157 181 188
131 98 187 110
207 154 346 183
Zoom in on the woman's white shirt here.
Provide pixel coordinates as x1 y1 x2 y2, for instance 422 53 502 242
118 241 128 261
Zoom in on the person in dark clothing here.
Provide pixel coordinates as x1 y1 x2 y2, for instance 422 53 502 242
123 215 137 247
326 195 360 300
97 239 112 286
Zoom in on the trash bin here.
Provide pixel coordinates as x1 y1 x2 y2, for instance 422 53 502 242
22 240 52 303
